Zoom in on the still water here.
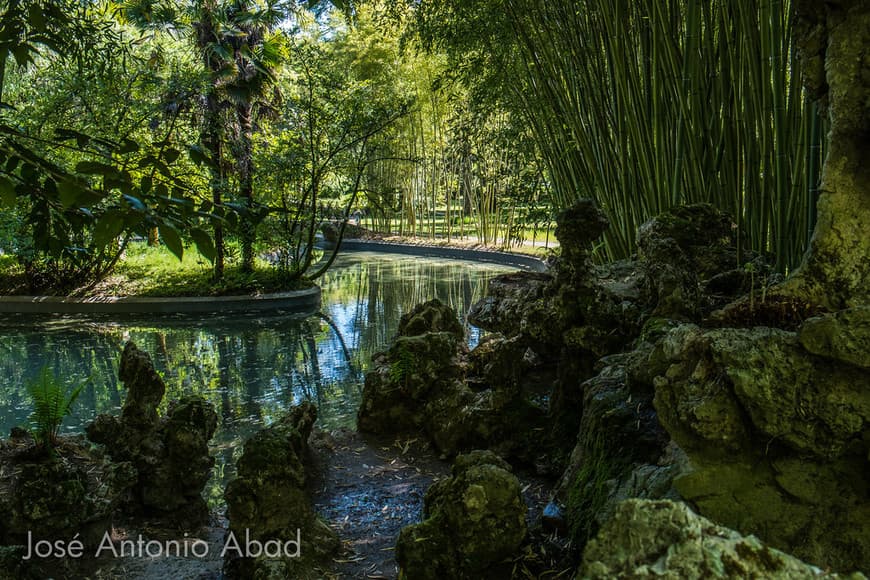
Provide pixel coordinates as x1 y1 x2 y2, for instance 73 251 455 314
0 251 515 500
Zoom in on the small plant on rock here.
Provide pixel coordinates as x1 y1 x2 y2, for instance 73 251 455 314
26 367 88 451
390 343 417 388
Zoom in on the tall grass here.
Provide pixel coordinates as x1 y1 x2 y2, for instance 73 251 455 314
505 0 825 271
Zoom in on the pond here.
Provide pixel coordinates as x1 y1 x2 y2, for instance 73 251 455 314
0 250 517 504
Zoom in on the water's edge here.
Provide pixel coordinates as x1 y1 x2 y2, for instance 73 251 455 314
0 244 546 315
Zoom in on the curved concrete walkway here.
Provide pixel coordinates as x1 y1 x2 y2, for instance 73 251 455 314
321 239 549 272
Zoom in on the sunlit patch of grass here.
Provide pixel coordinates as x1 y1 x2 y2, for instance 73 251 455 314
101 242 310 297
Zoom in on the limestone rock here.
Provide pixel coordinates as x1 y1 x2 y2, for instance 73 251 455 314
224 403 339 579
118 341 166 426
580 499 862 579
656 325 869 459
357 300 466 437
87 341 218 524
553 199 608 283
397 297 465 338
652 324 870 571
396 450 527 579
467 272 556 346
359 301 553 461
637 203 757 318
799 306 870 369
553 347 677 546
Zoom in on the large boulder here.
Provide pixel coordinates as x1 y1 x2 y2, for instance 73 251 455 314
396 451 527 579
357 299 466 436
551 346 678 545
223 402 339 579
467 272 556 346
799 306 870 369
87 342 218 524
581 499 861 579
652 323 870 572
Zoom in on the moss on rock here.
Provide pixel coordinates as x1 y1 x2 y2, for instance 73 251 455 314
87 342 218 524
652 323 870 572
396 450 527 579
581 499 863 579
223 402 339 579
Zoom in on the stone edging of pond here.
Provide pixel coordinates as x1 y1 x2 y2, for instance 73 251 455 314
323 239 549 272
0 286 322 315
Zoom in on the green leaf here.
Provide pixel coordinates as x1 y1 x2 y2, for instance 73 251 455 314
162 148 181 164
92 212 125 249
158 224 184 261
138 155 157 168
118 139 140 154
0 176 16 207
54 128 90 147
188 145 210 167
190 228 215 263
12 45 32 68
27 5 47 31
140 175 153 195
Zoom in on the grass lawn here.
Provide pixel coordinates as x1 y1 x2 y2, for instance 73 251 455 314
0 243 311 298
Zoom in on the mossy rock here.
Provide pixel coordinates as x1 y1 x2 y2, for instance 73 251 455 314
652 324 870 571
581 499 863 579
224 403 339 579
396 450 527 579
799 306 870 369
397 298 465 339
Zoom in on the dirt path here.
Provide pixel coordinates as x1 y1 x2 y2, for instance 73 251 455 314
308 429 451 579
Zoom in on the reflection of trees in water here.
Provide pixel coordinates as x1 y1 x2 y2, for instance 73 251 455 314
0 326 123 434
319 255 508 366
0 255 511 457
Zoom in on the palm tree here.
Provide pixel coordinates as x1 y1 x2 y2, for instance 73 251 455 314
220 0 286 272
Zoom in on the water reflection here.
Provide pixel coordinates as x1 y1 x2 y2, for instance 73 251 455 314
0 252 515 496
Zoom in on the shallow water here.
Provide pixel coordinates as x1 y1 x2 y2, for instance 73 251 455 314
0 251 515 503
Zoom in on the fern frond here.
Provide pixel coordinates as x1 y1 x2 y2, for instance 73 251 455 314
25 367 89 448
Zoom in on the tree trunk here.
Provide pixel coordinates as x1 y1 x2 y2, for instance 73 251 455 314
786 0 870 309
198 1 225 280
204 93 225 280
238 101 256 272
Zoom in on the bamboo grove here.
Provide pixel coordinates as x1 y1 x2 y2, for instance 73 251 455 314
415 0 827 271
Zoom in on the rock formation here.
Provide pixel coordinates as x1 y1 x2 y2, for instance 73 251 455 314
0 434 134 550
223 402 339 579
357 299 553 463
651 320 870 571
396 450 527 579
87 341 218 524
581 499 861 579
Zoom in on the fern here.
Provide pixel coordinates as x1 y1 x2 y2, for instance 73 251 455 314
26 367 89 449
390 343 417 387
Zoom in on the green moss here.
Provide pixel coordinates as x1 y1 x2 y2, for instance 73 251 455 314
565 436 626 549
